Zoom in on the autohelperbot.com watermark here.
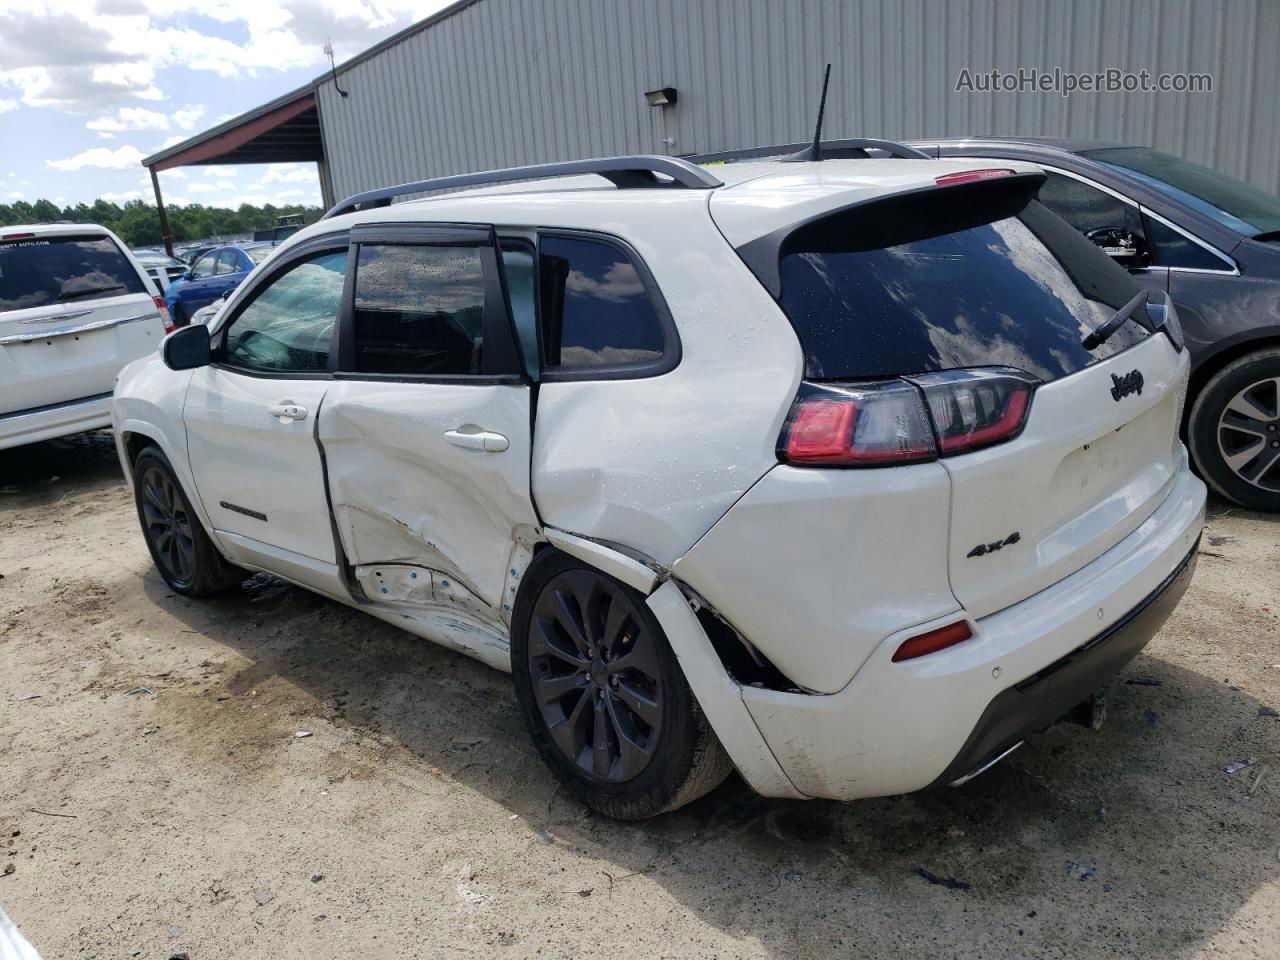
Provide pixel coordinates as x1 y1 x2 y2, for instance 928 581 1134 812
956 67 1213 96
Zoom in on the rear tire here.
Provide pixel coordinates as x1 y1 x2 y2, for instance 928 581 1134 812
1187 347 1280 512
511 550 733 819
132 446 241 596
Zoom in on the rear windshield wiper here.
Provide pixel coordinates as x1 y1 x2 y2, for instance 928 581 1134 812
58 283 127 301
1082 290 1148 351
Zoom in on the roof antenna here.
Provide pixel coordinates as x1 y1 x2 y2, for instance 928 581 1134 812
323 40 349 98
781 63 831 163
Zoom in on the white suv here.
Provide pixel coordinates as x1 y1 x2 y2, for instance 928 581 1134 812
112 145 1206 819
1 223 173 450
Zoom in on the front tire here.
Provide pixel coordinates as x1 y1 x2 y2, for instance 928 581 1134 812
1188 347 1280 512
511 551 732 819
132 446 241 596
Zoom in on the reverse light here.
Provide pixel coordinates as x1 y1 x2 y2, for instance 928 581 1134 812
154 295 176 334
934 168 1015 186
909 368 1037 455
892 620 973 662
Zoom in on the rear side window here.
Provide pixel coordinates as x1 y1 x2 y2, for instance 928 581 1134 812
770 180 1151 381
351 243 486 375
1142 215 1231 271
0 234 146 312
223 250 347 373
538 235 667 370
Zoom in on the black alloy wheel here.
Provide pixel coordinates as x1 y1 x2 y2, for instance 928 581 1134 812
528 569 663 782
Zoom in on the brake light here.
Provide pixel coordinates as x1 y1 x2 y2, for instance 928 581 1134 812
779 381 936 465
934 168 1015 186
892 620 972 662
779 369 1037 467
1 232 36 241
154 295 176 333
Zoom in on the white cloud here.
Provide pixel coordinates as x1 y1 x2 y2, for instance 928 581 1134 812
255 163 318 185
0 98 15 113
188 181 235 193
0 2 438 113
47 143 146 171
156 135 186 149
6 191 22 199
173 103 204 130
200 165 235 178
165 169 187 178
100 189 143 202
87 106 169 133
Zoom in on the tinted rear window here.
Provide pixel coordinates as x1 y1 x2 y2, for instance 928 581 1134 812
0 234 146 312
772 179 1150 381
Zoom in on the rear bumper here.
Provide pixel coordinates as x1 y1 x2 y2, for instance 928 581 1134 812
931 538 1198 786
0 392 113 451
728 460 1206 801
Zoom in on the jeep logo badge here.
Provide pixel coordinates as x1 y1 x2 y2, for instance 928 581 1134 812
1110 370 1144 401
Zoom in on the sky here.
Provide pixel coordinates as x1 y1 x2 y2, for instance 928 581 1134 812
0 0 451 209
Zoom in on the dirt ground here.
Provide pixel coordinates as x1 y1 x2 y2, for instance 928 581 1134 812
1 432 1278 960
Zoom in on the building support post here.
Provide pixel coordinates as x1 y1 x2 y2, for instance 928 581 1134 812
149 165 175 258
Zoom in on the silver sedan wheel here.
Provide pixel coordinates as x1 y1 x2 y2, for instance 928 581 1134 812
1217 376 1280 492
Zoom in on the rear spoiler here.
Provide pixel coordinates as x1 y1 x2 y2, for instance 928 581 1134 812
734 170 1046 298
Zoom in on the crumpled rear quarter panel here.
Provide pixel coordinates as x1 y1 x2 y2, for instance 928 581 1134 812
531 208 803 565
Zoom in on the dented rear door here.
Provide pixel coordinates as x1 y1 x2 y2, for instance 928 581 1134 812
318 223 537 620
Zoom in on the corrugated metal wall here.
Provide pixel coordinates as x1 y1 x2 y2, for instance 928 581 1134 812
315 0 1280 205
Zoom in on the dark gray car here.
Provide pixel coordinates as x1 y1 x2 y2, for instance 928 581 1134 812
916 137 1280 511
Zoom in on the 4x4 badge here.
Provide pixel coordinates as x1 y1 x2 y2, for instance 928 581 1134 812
966 532 1021 558
1110 370 1144 401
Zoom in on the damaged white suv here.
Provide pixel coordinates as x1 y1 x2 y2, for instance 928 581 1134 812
113 143 1206 819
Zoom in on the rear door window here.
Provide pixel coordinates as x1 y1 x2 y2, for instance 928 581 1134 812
215 250 241 275
769 179 1151 381
350 243 488 375
0 234 146 312
537 234 671 374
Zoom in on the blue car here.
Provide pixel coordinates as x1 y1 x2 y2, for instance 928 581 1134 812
165 242 276 325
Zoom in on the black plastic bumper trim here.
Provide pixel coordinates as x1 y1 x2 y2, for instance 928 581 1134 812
932 537 1200 787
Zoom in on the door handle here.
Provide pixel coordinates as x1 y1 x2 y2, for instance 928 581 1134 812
268 403 308 422
444 428 509 452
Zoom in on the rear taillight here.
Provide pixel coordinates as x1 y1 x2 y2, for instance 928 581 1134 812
934 168 1015 186
908 368 1037 455
780 380 937 465
154 296 176 333
779 368 1037 467
892 620 972 662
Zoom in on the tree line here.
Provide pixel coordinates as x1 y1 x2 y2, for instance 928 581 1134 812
0 198 323 249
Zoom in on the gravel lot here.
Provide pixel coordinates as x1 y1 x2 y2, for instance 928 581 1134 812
1 431 1278 959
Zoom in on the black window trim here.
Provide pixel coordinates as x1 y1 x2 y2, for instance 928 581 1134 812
334 221 526 386
532 227 681 383
211 231 351 381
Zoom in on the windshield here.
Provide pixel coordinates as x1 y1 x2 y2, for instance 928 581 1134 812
1082 147 1280 237
768 178 1150 382
245 246 274 264
0 234 147 312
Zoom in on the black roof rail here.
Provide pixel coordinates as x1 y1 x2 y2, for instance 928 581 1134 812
686 138 932 164
323 154 723 220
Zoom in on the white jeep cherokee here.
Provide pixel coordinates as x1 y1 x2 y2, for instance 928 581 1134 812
112 144 1206 819
2 223 173 450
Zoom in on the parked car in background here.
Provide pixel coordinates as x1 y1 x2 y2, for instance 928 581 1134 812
114 148 1203 819
1 223 173 450
175 243 215 265
131 248 188 293
917 138 1280 511
164 242 275 325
